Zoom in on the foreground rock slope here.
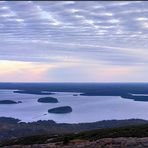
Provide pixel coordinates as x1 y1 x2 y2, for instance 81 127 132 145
3 137 148 148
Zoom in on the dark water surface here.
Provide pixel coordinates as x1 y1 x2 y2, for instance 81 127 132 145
0 83 148 123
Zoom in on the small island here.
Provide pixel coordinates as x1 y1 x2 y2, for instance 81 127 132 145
48 106 72 114
73 94 78 96
121 93 148 102
38 97 58 103
0 100 21 104
13 90 54 95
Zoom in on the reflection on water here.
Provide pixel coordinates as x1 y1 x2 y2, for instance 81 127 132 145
0 90 148 123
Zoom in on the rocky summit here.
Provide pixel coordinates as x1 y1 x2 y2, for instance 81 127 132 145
3 137 148 148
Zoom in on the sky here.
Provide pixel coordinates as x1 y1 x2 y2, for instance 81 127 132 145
0 1 148 82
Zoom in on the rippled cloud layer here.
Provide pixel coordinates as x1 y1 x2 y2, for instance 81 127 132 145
0 1 148 82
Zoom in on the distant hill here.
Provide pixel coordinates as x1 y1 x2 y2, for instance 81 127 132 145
1 83 148 96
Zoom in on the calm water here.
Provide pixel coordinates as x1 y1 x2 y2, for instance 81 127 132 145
0 89 148 123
